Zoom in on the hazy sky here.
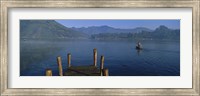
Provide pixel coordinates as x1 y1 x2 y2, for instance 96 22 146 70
56 20 180 30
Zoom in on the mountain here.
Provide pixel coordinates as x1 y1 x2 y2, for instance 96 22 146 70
149 25 180 40
71 26 153 35
132 27 153 33
20 20 88 40
91 25 180 40
20 21 179 41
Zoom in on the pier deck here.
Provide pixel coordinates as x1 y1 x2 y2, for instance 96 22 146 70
64 65 100 76
45 48 109 76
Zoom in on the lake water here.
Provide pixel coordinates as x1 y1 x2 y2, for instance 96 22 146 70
20 39 180 76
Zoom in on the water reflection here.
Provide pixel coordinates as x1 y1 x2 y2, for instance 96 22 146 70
137 49 141 56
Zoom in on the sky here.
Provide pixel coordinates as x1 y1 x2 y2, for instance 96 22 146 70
56 20 180 30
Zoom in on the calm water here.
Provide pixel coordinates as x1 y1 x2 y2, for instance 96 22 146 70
20 39 180 76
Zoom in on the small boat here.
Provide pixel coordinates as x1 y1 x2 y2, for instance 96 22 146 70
136 42 142 50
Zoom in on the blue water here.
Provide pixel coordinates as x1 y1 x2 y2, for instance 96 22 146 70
20 39 180 76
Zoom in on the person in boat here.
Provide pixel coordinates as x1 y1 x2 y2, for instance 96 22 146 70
136 42 142 49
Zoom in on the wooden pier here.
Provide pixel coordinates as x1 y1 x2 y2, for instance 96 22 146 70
45 48 109 76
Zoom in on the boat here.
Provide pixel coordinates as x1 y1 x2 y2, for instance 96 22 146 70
136 42 142 50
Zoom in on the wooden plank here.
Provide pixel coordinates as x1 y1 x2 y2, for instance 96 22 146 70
57 56 63 76
100 56 104 76
67 53 71 68
46 69 52 76
64 65 100 76
103 68 109 76
93 48 97 67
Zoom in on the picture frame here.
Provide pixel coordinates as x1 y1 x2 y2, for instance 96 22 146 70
0 0 199 95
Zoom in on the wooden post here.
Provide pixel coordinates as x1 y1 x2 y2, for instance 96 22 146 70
57 56 63 76
93 48 97 67
46 69 52 76
67 53 71 68
103 68 109 76
100 56 104 76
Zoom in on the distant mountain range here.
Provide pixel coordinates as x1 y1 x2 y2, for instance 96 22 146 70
20 20 88 40
71 26 153 35
91 25 180 40
20 20 180 40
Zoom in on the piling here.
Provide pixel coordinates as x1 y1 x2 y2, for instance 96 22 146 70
45 49 109 76
46 69 52 76
93 48 97 67
57 56 63 76
67 53 71 68
103 68 109 76
100 56 104 76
